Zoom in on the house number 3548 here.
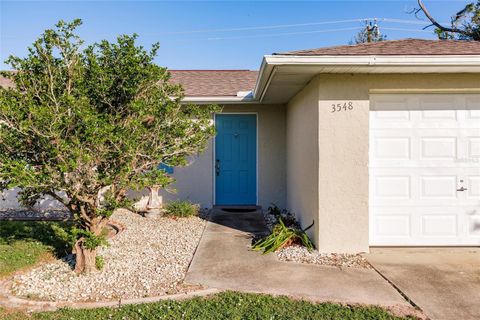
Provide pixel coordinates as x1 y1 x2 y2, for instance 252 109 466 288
331 102 354 112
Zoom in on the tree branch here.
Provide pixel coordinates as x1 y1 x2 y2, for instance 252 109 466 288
417 0 469 35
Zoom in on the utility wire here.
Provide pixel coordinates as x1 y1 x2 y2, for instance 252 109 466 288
176 26 434 42
1 17 443 40
141 17 447 36
145 18 374 35
200 27 361 41
382 27 432 33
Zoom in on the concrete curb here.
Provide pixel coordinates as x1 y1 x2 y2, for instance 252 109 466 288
0 278 220 312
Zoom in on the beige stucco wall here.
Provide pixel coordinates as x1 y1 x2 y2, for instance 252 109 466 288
286 79 320 243
160 103 287 209
310 73 480 253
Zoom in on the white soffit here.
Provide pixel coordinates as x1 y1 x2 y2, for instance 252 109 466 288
254 54 480 104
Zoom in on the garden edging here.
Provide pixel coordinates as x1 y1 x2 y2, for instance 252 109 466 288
0 278 220 312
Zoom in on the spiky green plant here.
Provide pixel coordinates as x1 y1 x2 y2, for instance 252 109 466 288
252 218 314 254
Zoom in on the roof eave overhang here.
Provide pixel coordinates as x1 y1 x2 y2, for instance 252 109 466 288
180 96 256 105
253 54 480 102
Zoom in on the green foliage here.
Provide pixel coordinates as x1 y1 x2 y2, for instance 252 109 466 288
253 218 314 254
0 19 218 256
267 203 299 228
0 291 414 320
0 221 74 255
164 200 199 218
0 221 73 276
419 0 480 40
438 1 479 40
73 228 109 250
95 255 104 270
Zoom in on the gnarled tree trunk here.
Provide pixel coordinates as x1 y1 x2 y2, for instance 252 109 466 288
74 238 97 274
73 216 107 274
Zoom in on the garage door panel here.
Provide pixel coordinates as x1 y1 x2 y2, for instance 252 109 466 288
370 94 480 246
374 110 410 121
421 137 457 160
467 176 480 199
373 137 411 160
374 176 411 199
420 176 458 199
421 214 458 237
372 207 412 239
421 110 457 120
468 110 480 119
468 138 480 158
468 215 480 237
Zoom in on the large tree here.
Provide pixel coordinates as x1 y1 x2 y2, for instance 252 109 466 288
0 20 218 273
415 0 480 40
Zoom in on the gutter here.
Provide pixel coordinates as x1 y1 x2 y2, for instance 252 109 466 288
262 54 480 66
181 91 255 104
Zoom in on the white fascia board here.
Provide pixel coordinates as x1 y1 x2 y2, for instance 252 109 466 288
181 96 256 104
263 54 480 66
252 56 275 101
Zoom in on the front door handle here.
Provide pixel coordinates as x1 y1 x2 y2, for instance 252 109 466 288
215 159 220 176
457 187 468 192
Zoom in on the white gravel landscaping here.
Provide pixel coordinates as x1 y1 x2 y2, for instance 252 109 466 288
276 245 373 269
261 209 372 269
10 208 206 302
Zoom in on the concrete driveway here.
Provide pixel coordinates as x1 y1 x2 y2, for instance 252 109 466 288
366 248 480 320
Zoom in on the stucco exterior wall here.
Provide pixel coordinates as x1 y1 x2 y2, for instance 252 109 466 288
162 104 286 209
224 104 287 209
286 79 320 243
314 73 480 253
1 104 286 211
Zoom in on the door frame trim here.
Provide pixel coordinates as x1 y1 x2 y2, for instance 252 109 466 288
213 112 258 206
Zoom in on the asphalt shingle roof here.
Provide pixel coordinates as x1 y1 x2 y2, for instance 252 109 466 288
275 39 480 56
0 70 259 97
169 70 258 97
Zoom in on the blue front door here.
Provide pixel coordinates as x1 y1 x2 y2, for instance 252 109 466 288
215 114 257 205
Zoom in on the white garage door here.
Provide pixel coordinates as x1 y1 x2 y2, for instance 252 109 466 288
370 94 480 246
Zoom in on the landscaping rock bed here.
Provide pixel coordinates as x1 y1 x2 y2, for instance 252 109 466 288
10 208 206 302
277 245 373 269
261 209 372 269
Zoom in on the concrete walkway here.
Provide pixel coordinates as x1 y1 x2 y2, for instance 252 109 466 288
186 209 410 308
367 248 480 320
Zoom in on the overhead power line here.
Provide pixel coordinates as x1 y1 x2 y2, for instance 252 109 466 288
382 27 432 33
200 27 361 41
1 17 444 40
143 17 447 36
177 26 434 42
146 19 372 35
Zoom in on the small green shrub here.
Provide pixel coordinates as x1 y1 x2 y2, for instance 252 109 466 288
253 218 314 254
95 255 104 270
164 200 199 218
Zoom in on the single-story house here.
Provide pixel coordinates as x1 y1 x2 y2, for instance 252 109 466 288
2 39 480 253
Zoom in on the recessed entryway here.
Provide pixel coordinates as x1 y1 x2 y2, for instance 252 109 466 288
369 94 480 246
214 114 257 206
